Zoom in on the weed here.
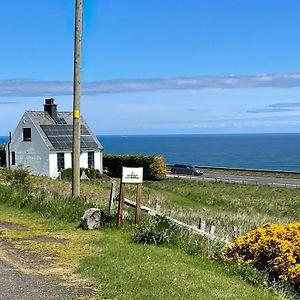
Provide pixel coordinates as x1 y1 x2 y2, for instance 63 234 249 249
133 216 173 245
3 167 30 186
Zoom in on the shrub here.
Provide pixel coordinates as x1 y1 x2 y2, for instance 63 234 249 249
61 168 110 181
133 216 222 258
103 154 165 181
0 145 5 167
3 167 30 186
133 217 174 245
223 222 300 286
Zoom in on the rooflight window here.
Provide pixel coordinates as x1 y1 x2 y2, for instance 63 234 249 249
23 128 31 142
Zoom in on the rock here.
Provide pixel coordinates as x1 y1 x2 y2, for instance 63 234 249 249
81 208 101 230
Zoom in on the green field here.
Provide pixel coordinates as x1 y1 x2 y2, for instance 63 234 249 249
0 169 298 299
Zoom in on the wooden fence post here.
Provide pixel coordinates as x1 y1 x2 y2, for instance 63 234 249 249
198 218 206 231
117 181 125 228
135 183 142 225
232 226 239 239
108 182 115 214
155 197 160 212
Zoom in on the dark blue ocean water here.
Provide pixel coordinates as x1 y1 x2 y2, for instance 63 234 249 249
2 134 300 172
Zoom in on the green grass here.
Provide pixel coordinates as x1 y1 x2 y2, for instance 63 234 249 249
141 179 300 235
202 167 300 179
2 167 300 238
1 169 300 298
0 183 292 300
77 228 284 300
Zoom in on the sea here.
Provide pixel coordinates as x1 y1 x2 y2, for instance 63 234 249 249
2 133 300 172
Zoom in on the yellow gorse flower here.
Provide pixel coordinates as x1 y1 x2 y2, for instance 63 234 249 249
224 222 300 285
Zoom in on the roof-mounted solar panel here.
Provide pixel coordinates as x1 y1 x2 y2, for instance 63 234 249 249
41 124 98 150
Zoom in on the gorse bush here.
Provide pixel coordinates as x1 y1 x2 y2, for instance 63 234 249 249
224 222 300 286
103 154 165 181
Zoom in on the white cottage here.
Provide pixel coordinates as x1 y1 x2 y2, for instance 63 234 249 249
6 98 104 178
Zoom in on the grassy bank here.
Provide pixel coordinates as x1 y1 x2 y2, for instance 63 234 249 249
15 170 300 237
0 201 286 300
0 169 299 298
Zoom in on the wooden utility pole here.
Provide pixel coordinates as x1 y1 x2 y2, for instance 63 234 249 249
72 0 83 197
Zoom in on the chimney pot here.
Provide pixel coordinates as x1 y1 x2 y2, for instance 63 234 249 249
44 98 58 119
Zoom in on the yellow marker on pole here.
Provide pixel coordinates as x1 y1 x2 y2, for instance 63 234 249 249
73 110 80 119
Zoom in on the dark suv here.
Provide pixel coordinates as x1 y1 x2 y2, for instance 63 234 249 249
170 164 204 176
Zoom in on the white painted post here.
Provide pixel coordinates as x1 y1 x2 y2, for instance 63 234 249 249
155 197 160 212
232 226 238 239
209 225 216 235
108 182 115 214
198 218 206 231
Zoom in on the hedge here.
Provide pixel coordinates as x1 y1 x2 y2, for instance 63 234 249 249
61 168 109 181
103 154 165 181
0 145 6 167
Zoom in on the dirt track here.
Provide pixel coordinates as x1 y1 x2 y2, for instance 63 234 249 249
0 223 93 300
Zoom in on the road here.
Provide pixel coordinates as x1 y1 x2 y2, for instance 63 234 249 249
167 172 300 188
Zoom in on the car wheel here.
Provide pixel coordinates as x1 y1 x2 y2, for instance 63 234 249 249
191 172 195 176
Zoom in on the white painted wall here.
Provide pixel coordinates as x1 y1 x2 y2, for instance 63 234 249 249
49 152 72 179
65 153 72 169
8 112 50 177
94 151 102 172
49 153 58 179
80 152 88 169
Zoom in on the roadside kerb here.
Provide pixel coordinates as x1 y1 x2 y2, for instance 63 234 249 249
166 174 300 188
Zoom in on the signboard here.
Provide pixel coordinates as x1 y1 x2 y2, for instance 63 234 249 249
122 167 143 184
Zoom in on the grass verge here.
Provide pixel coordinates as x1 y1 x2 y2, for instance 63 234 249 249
0 185 290 299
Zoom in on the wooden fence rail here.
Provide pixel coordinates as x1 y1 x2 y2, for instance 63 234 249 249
120 196 236 244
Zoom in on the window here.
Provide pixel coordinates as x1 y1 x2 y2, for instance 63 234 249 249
57 153 65 170
88 152 94 169
23 128 31 141
11 152 15 165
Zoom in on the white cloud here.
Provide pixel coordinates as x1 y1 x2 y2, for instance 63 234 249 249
2 71 300 97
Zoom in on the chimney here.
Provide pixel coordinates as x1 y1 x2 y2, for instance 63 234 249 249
44 98 57 119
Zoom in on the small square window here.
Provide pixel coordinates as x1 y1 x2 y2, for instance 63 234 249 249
23 128 31 142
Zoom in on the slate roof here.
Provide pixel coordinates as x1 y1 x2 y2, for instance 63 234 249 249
26 111 103 151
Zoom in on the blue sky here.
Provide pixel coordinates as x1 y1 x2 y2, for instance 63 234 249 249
1 0 300 135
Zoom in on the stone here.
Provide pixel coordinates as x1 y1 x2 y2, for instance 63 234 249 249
81 208 101 230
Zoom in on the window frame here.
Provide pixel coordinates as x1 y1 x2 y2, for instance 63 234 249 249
23 128 32 142
11 151 16 165
57 153 65 171
88 151 95 169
